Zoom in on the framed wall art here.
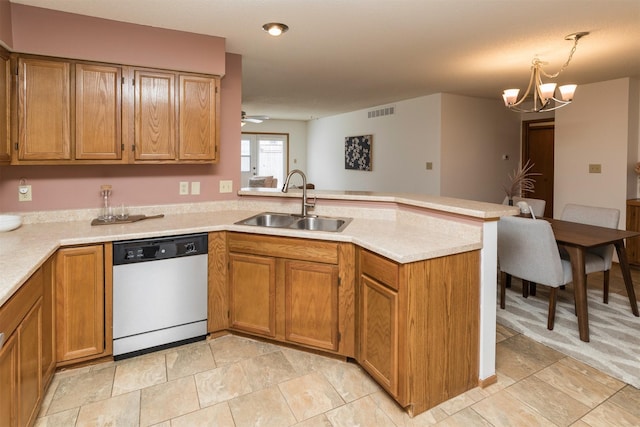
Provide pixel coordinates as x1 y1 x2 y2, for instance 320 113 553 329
345 134 372 171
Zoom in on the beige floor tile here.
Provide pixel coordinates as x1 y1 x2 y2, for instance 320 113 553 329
292 414 334 426
75 390 140 427
148 423 170 427
436 387 488 416
165 341 216 380
368 389 447 426
321 359 380 402
169 402 235 427
496 333 564 380
608 385 640 418
34 407 79 427
580 400 640 426
433 407 492 427
112 353 167 396
496 324 518 343
139 376 200 426
471 390 557 426
282 346 346 375
505 375 590 425
194 362 253 407
228 386 297 427
240 350 299 391
534 360 623 408
325 395 396 427
209 334 279 366
47 366 115 415
279 372 344 422
556 357 625 390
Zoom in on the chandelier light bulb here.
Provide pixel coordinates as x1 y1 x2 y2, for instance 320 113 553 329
559 84 577 101
502 89 519 106
539 83 557 100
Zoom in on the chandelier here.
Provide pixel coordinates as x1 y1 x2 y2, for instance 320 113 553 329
502 32 589 113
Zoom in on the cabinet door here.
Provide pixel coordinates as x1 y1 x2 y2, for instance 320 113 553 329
626 201 640 265
55 245 105 363
359 275 399 398
133 69 176 160
18 299 42 427
0 333 17 427
0 49 9 164
229 253 276 337
285 260 339 351
17 57 71 160
178 74 218 161
75 63 123 160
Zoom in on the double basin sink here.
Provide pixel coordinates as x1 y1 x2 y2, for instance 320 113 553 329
236 212 352 233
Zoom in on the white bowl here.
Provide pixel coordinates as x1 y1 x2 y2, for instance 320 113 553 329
0 215 22 232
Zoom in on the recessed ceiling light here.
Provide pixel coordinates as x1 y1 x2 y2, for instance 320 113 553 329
262 22 289 37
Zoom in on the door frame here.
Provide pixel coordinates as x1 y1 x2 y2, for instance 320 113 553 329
522 118 554 217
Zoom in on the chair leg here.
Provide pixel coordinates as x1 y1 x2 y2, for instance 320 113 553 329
548 287 558 330
529 282 537 296
603 269 610 304
505 273 512 288
522 280 530 298
500 272 506 309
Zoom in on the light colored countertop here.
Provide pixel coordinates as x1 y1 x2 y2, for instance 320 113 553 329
0 191 517 307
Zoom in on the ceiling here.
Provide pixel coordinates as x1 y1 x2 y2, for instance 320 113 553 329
11 0 640 121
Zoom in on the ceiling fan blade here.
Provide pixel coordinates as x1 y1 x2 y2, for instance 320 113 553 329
243 118 264 123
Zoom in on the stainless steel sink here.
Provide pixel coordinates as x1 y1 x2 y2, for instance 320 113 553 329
236 212 352 233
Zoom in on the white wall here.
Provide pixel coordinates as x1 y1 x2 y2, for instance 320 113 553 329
555 78 640 226
306 93 520 201
440 94 521 203
306 96 442 193
241 119 308 173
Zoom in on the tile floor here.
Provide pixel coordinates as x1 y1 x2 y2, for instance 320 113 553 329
35 325 639 427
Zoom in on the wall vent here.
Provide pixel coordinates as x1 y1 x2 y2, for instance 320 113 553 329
367 105 395 119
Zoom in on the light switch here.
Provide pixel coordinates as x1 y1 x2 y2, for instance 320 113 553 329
179 181 189 195
589 164 602 174
426 162 433 170
219 180 233 193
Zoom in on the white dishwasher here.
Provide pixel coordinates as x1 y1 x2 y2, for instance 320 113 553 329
112 233 208 359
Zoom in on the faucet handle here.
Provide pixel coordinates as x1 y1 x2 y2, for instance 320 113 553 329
306 195 317 208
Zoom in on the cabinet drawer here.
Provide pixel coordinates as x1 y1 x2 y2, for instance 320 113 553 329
0 269 43 341
228 233 338 264
360 250 399 291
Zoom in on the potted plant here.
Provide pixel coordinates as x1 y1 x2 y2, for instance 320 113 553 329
503 159 540 205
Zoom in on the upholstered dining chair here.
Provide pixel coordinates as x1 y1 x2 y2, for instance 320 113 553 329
497 216 573 330
502 196 546 218
560 204 620 303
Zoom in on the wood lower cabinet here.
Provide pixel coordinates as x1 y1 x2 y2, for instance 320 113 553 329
226 233 355 356
357 248 480 417
229 253 276 337
55 244 110 365
0 265 48 427
626 199 640 266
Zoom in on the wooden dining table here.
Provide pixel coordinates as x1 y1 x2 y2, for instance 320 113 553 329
545 218 640 342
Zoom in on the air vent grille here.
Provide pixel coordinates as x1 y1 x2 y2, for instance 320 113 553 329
367 105 395 119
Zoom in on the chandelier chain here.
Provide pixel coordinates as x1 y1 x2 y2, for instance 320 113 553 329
539 35 582 79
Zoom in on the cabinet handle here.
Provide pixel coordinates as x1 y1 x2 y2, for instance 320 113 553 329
0 332 4 351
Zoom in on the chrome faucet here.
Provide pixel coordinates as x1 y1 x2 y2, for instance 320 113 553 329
282 169 316 217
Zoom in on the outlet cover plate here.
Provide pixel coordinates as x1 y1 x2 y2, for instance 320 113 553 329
219 180 233 193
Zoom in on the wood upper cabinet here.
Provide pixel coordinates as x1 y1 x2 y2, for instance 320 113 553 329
133 69 176 161
75 63 123 160
55 245 107 364
0 266 45 427
226 233 355 356
0 47 10 164
17 57 71 161
179 74 219 161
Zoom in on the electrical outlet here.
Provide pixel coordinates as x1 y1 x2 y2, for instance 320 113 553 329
191 181 201 195
18 185 32 202
589 164 602 174
179 181 189 195
219 180 233 193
